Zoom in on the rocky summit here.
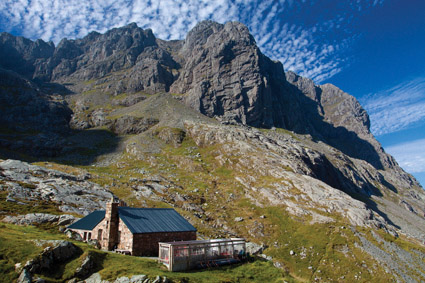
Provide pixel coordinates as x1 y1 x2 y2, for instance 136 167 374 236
1 21 425 282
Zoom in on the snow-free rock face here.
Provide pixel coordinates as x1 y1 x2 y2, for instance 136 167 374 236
170 21 286 128
169 21 401 172
285 71 398 170
0 21 414 172
0 20 421 198
169 20 289 128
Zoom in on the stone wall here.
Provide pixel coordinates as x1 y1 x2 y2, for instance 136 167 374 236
132 231 196 256
91 219 108 249
117 219 133 252
105 201 119 250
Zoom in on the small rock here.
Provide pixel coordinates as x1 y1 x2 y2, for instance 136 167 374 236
290 250 295 255
84 273 103 283
130 274 147 283
245 242 266 255
87 239 101 249
115 276 130 283
259 215 266 219
6 196 16 202
15 262 23 273
273 261 283 269
58 215 78 226
152 275 162 283
260 254 272 261
17 269 32 283
65 229 83 241
234 217 244 222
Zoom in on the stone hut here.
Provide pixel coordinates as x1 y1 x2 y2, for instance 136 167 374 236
67 198 197 256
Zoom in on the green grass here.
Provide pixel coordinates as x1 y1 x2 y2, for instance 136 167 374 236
260 207 394 282
22 132 422 282
0 223 68 282
0 224 285 283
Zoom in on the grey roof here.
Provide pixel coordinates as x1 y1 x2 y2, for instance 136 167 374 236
118 207 197 234
67 210 105 230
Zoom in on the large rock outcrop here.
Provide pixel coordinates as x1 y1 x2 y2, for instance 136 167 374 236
0 159 113 215
170 21 286 128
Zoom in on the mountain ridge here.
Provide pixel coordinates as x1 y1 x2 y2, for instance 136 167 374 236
0 22 397 165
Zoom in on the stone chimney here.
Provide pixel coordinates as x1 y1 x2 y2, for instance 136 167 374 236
105 197 119 250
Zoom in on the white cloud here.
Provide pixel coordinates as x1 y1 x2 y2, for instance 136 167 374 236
361 77 425 136
386 138 425 173
0 0 381 83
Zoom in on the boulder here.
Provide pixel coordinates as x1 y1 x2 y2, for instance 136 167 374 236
130 275 147 283
58 215 79 226
115 277 130 283
155 127 186 147
110 116 159 135
245 242 266 255
84 272 106 283
87 239 101 249
74 254 96 279
65 229 83 241
24 241 80 276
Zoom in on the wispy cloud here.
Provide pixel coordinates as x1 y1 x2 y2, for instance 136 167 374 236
0 0 382 83
386 138 425 173
361 77 425 136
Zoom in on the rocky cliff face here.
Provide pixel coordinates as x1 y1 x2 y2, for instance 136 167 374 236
170 21 286 128
0 19 421 192
0 21 403 170
1 21 425 282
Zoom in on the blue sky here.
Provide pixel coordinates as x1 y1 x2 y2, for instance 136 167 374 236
1 0 424 187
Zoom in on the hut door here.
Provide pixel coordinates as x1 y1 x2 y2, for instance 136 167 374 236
98 229 103 241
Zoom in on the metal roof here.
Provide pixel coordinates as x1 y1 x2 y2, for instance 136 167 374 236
118 207 197 234
67 210 105 230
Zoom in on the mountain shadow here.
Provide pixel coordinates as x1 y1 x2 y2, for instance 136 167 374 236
275 80 384 170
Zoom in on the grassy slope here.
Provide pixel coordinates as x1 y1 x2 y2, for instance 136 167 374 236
1 86 423 281
38 134 404 282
